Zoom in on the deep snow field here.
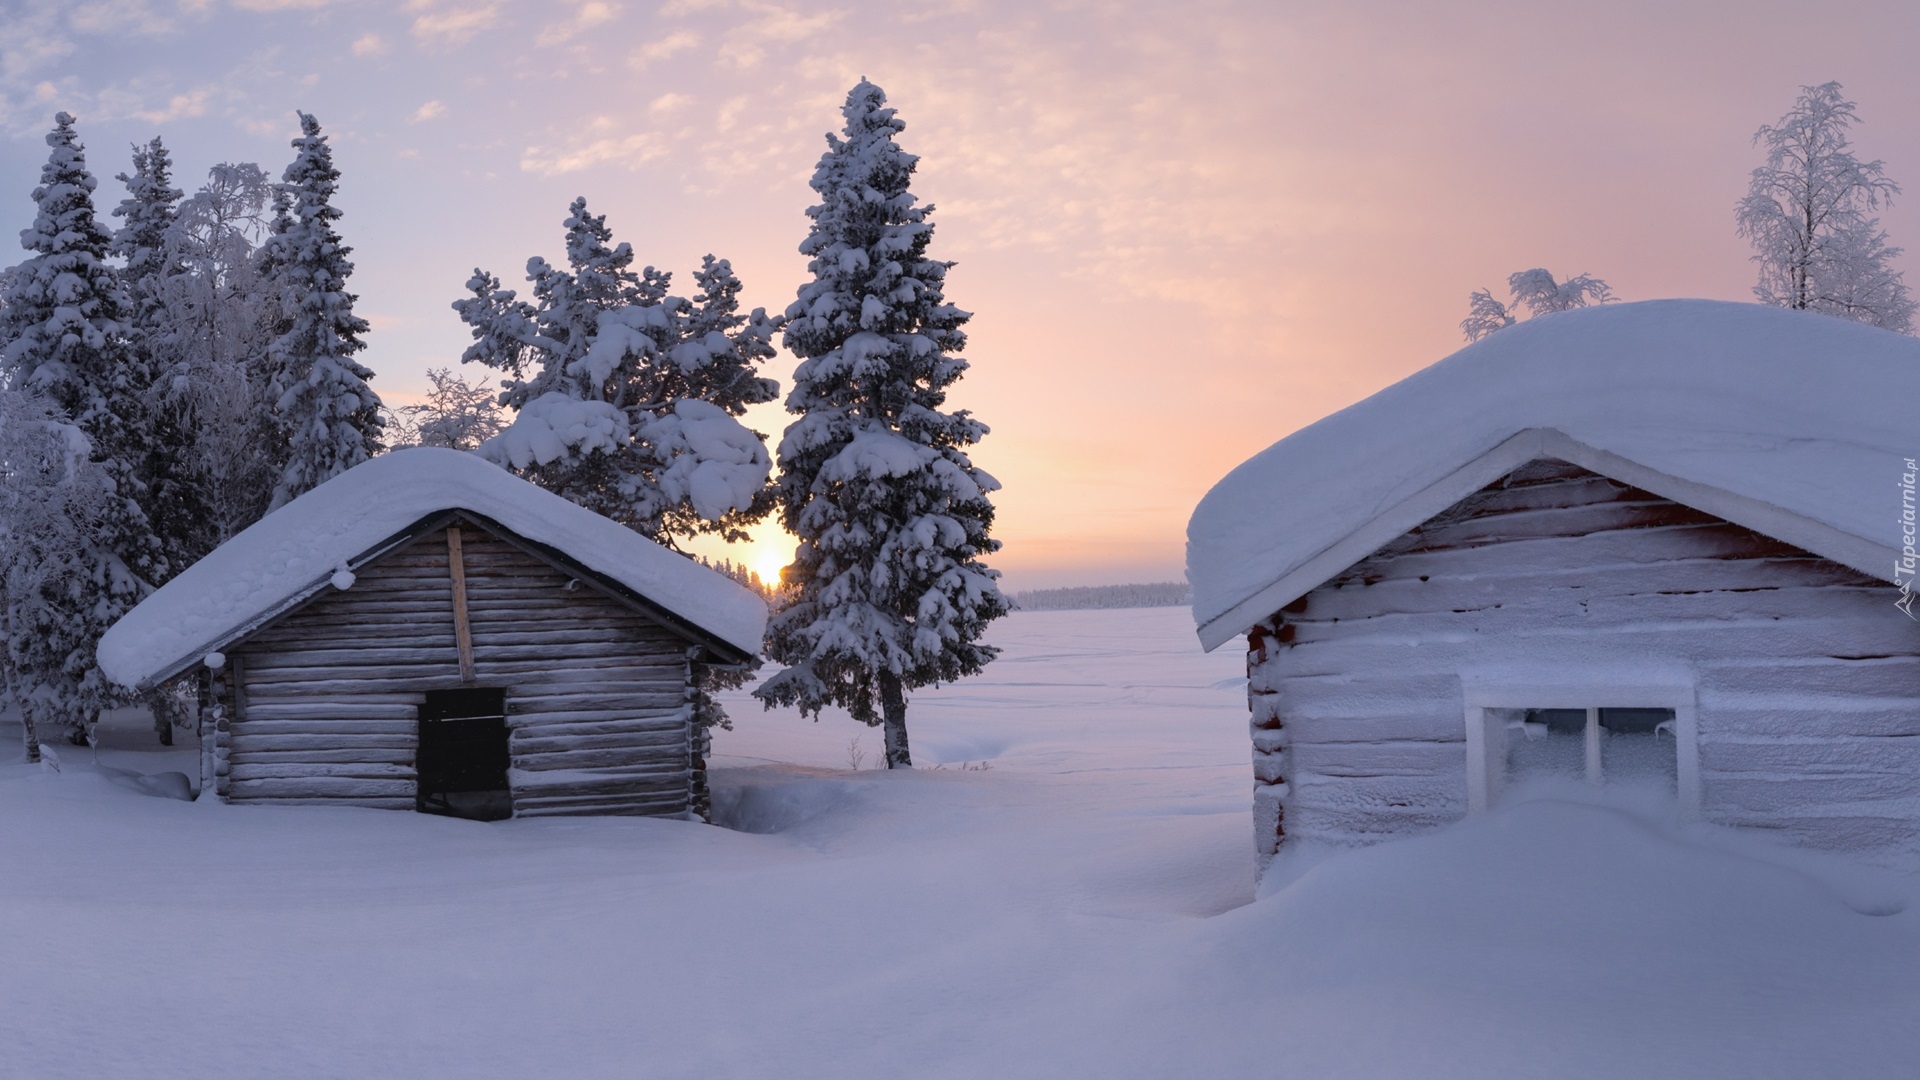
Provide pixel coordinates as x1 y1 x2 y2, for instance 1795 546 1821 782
3 606 1917 1079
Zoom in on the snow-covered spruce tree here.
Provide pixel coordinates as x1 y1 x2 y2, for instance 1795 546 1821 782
0 391 143 761
1460 268 1613 342
1736 81 1915 333
452 197 778 546
754 80 1010 769
112 136 218 743
258 113 384 509
0 114 164 745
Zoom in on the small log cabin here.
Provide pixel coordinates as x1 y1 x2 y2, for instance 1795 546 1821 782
98 448 766 821
1187 300 1920 872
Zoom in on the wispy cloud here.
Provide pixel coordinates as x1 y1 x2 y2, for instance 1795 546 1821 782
521 117 668 175
407 0 501 46
351 32 387 57
131 88 209 123
68 0 176 36
649 92 692 117
628 29 698 69
412 99 446 122
232 0 354 10
537 0 621 46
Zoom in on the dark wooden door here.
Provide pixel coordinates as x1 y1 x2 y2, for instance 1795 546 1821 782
416 687 511 820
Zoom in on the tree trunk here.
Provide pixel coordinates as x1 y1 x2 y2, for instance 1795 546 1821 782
19 708 40 766
879 671 912 769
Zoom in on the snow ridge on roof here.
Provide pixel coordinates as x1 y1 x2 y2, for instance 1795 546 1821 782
1187 300 1920 649
99 448 768 688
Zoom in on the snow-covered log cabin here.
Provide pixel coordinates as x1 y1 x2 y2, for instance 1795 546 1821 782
1187 300 1920 870
97 449 766 820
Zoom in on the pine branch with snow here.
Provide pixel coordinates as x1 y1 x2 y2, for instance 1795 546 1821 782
454 198 779 546
754 79 1011 769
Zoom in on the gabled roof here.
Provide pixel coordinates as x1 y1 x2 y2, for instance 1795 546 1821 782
98 448 768 689
1187 300 1920 651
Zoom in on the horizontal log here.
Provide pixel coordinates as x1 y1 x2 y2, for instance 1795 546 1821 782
513 747 688 772
511 714 690 739
226 796 419 811
229 729 416 747
229 777 417 799
229 762 415 782
504 691 689 712
240 690 428 707
508 705 689 727
230 748 415 766
235 701 422 720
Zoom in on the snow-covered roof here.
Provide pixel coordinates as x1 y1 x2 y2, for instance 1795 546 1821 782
1188 300 1920 650
99 448 768 689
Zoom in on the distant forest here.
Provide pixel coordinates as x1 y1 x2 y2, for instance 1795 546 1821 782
1011 583 1191 611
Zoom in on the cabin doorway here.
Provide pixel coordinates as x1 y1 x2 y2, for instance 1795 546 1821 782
416 687 512 821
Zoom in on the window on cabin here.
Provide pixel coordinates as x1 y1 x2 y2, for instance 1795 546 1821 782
1505 707 1677 792
416 687 512 821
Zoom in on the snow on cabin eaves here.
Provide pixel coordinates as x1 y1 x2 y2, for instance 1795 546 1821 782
1188 300 1920 651
97 447 768 689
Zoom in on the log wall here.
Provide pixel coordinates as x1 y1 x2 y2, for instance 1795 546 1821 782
225 519 699 817
1248 459 1920 862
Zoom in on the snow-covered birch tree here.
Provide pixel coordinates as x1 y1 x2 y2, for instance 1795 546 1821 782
1736 82 1915 333
259 113 384 509
166 162 283 541
1461 268 1613 342
391 367 507 450
452 198 779 545
754 79 1010 769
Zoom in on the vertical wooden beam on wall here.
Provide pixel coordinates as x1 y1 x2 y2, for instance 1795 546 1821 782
447 525 477 684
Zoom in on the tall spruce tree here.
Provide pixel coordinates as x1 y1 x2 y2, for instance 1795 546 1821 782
259 112 383 509
453 198 779 545
754 80 1009 769
113 137 223 744
0 113 162 747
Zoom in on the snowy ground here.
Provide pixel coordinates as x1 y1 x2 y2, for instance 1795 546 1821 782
2 607 1916 1079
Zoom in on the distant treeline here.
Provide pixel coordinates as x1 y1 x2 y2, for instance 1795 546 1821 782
1011 583 1191 611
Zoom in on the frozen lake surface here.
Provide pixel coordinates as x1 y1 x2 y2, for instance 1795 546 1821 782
2 607 1915 1078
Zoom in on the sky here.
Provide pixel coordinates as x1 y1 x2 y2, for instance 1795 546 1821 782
3 0 1920 590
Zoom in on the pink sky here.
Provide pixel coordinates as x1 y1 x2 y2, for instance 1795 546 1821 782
4 0 1918 588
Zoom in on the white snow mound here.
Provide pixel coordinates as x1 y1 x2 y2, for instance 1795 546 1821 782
98 447 767 688
1188 300 1920 648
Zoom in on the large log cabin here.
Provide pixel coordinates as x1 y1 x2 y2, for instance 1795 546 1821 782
98 449 766 821
1187 301 1920 872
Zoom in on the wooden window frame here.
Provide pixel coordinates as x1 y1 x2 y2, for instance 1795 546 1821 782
1462 682 1700 816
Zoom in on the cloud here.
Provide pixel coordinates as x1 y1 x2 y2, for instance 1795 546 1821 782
537 0 621 46
67 0 175 36
232 0 353 9
407 0 501 45
132 88 209 122
649 92 692 116
629 29 698 69
351 32 387 56
713 3 845 69
520 128 669 175
412 99 446 122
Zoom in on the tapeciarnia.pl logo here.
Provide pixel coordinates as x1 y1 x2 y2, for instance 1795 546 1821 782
1898 458 1918 619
